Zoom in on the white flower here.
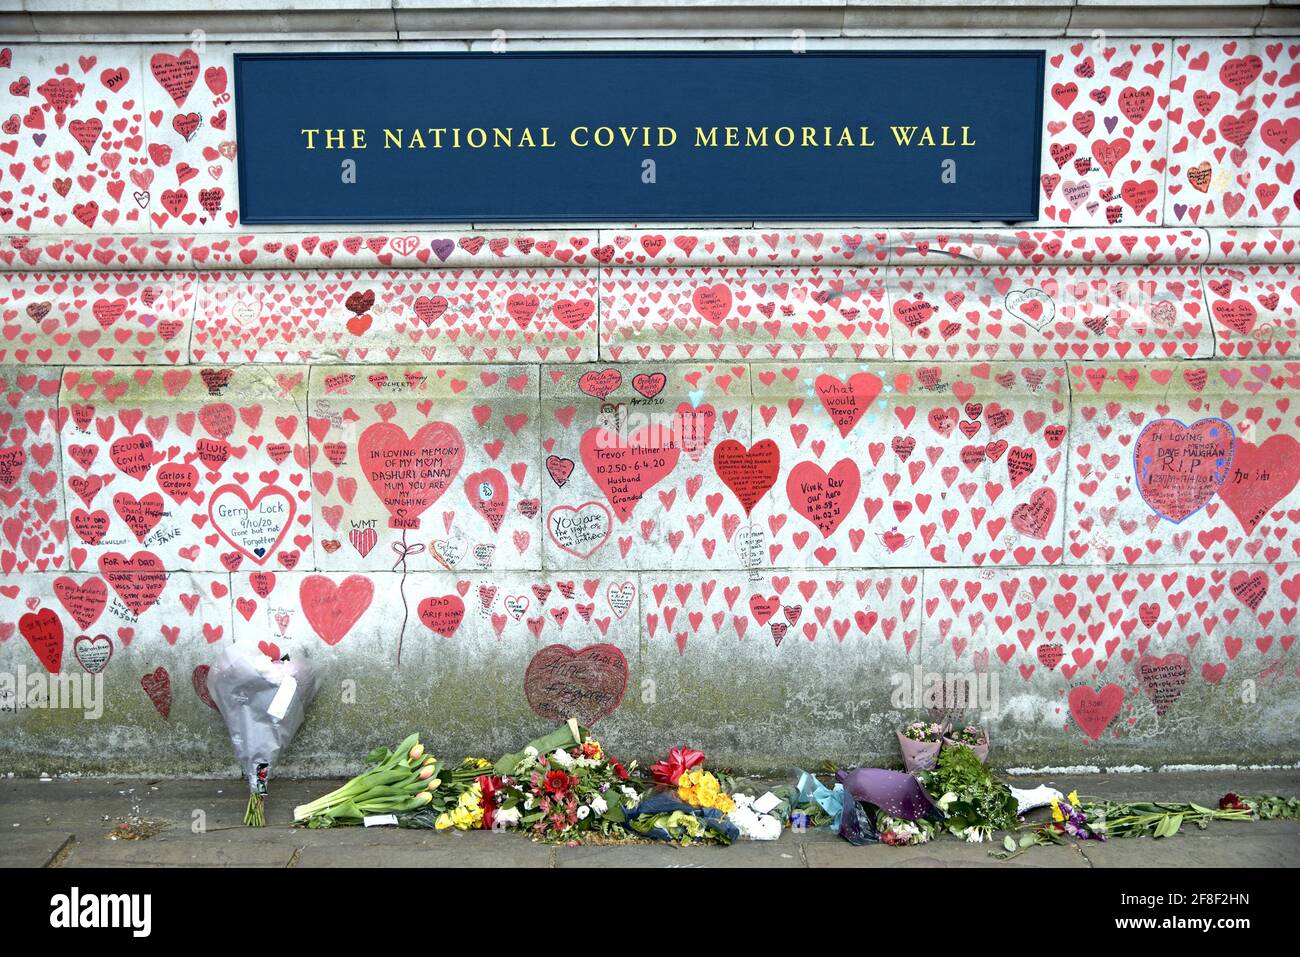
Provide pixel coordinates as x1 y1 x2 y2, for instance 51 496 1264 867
524 796 534 810
550 748 574 768
576 805 590 820
590 795 608 815
620 786 640 809
495 806 521 826
752 815 782 841
524 746 539 758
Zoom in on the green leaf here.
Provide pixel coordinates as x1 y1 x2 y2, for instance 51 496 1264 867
1003 835 1017 852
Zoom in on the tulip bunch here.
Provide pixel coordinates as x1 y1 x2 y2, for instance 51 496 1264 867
294 734 441 826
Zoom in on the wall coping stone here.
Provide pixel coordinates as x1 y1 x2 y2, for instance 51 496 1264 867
3 228 1296 271
2 0 1296 41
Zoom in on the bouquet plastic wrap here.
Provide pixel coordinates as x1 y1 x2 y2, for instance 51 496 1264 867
207 645 319 826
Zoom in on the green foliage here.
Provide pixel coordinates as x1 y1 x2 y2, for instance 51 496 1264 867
1242 795 1300 820
920 744 1019 836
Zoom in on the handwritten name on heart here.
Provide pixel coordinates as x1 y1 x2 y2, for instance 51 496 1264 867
524 643 628 726
579 426 680 523
358 421 465 530
1134 418 1235 524
1137 653 1189 717
73 634 113 675
713 439 780 516
209 484 294 564
814 373 881 438
1010 487 1057 541
417 594 465 638
1068 683 1123 740
547 502 612 558
98 551 167 616
787 458 860 538
19 608 63 673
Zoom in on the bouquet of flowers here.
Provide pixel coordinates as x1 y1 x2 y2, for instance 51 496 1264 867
649 746 706 785
943 724 990 763
428 758 500 831
877 813 939 846
836 767 939 845
919 743 1019 843
206 644 319 826
494 721 641 839
293 733 442 826
897 720 947 772
995 790 1256 859
1219 793 1300 819
727 792 784 841
628 746 741 844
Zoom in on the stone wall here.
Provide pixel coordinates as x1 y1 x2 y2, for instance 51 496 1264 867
1 28 1298 773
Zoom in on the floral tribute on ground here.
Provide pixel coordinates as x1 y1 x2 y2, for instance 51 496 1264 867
281 716 1300 851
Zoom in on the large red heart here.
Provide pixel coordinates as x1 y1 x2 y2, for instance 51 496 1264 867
524 643 628 726
463 469 507 533
713 439 780 516
786 458 860 537
417 594 465 638
358 421 465 530
19 608 63 673
1011 487 1057 540
141 667 172 718
1133 417 1234 523
97 551 167 616
192 664 219 711
579 425 680 522
299 574 374 646
1068 683 1123 740
1136 654 1189 717
208 483 294 563
53 576 107 630
814 372 882 438
1217 435 1300 535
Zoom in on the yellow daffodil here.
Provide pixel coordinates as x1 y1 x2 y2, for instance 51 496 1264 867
435 813 454 831
1051 799 1065 822
1068 790 1080 806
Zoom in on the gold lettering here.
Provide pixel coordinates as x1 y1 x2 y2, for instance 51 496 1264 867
891 126 917 146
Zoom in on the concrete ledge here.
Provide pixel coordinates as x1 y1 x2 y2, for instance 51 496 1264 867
3 0 1291 40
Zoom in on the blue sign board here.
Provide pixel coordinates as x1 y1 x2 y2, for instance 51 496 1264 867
234 52 1044 223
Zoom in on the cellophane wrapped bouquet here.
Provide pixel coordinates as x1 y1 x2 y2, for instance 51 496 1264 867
206 645 319 826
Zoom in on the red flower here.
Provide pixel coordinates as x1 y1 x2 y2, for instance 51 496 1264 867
1218 792 1249 811
477 774 503 830
611 760 630 781
543 770 574 796
650 746 706 786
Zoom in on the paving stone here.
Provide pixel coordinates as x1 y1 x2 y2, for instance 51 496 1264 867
0 830 73 867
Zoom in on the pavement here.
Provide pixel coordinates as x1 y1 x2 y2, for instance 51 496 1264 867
2 770 1297 868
